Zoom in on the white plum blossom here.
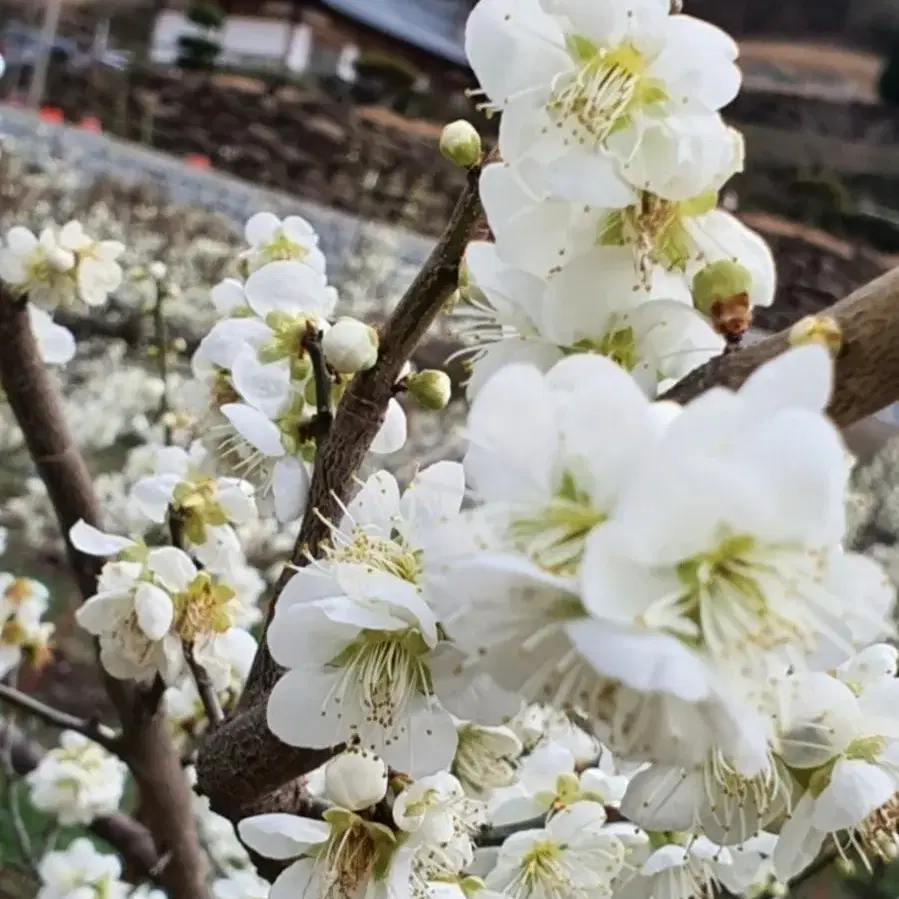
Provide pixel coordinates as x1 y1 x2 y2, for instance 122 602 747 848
452 720 523 798
0 572 54 675
0 221 123 309
466 0 741 203
37 838 130 899
485 800 625 899
239 807 404 899
266 464 474 776
240 211 327 275
213 869 271 899
130 441 256 566
26 731 128 825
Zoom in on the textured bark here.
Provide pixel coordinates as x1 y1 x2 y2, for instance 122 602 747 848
0 297 210 899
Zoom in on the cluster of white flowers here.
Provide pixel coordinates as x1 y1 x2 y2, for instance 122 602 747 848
0 220 124 365
6 1 899 896
26 731 128 825
0 570 54 677
36 838 142 899
189 212 406 523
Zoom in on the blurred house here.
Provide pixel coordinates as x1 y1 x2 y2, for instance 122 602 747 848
150 0 470 75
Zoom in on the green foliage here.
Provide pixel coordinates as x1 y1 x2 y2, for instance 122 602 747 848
878 35 899 105
185 2 226 30
177 3 224 72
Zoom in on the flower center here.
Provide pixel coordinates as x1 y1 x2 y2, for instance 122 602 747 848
328 629 433 730
0 615 27 647
549 38 665 148
567 321 640 373
599 191 719 274
171 573 235 642
260 230 312 266
663 532 831 662
327 528 422 585
172 477 230 545
704 751 787 829
512 839 569 898
509 470 605 573
3 578 35 607
854 793 899 864
319 809 397 897
209 369 240 410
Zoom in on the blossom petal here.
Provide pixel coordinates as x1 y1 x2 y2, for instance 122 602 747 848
70 521 134 557
28 306 75 365
813 760 897 833
238 814 329 860
134 583 174 641
370 398 407 455
273 457 309 523
222 404 285 457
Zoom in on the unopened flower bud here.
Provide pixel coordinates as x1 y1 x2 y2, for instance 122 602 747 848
692 260 753 343
324 748 388 811
692 260 752 318
47 247 75 273
322 317 379 373
788 314 842 357
406 369 452 410
440 120 482 169
149 261 168 281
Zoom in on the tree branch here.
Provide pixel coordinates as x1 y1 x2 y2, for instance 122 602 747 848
184 642 224 729
196 164 485 822
662 266 899 426
0 718 163 883
0 683 121 755
0 296 210 899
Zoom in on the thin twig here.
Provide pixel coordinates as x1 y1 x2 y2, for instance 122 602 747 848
1 676 38 876
152 280 172 445
302 324 333 439
183 642 224 729
0 682 122 755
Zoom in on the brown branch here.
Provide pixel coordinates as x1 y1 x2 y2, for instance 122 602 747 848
0 683 122 755
662 265 899 427
0 718 163 883
184 642 224 729
0 297 210 899
196 164 485 823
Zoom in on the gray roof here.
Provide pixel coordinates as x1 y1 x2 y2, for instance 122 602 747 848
322 0 469 66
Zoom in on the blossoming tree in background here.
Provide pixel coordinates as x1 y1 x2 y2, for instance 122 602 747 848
3 0 899 898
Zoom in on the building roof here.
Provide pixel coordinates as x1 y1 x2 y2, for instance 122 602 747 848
321 0 469 66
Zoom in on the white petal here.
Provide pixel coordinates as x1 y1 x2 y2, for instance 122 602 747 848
378 697 458 779
222 404 285 457
370 398 407 455
232 350 290 419
464 363 558 505
268 602 360 669
273 457 310 523
341 469 400 533
399 462 465 539
131 474 180 523
740 345 832 417
134 584 174 641
270 859 321 899
28 306 75 365
244 212 281 245
147 546 198 592
244 261 329 319
69 521 134 556
267 668 345 747
813 760 897 833
238 814 330 860
210 278 247 314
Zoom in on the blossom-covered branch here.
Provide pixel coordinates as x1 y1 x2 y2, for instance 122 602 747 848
0 294 210 899
0 718 163 882
196 164 485 816
0 683 121 755
663 265 899 426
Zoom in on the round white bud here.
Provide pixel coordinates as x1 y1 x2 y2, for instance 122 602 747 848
149 261 168 281
47 247 75 273
439 120 482 169
407 369 452 410
321 317 379 373
324 749 388 811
